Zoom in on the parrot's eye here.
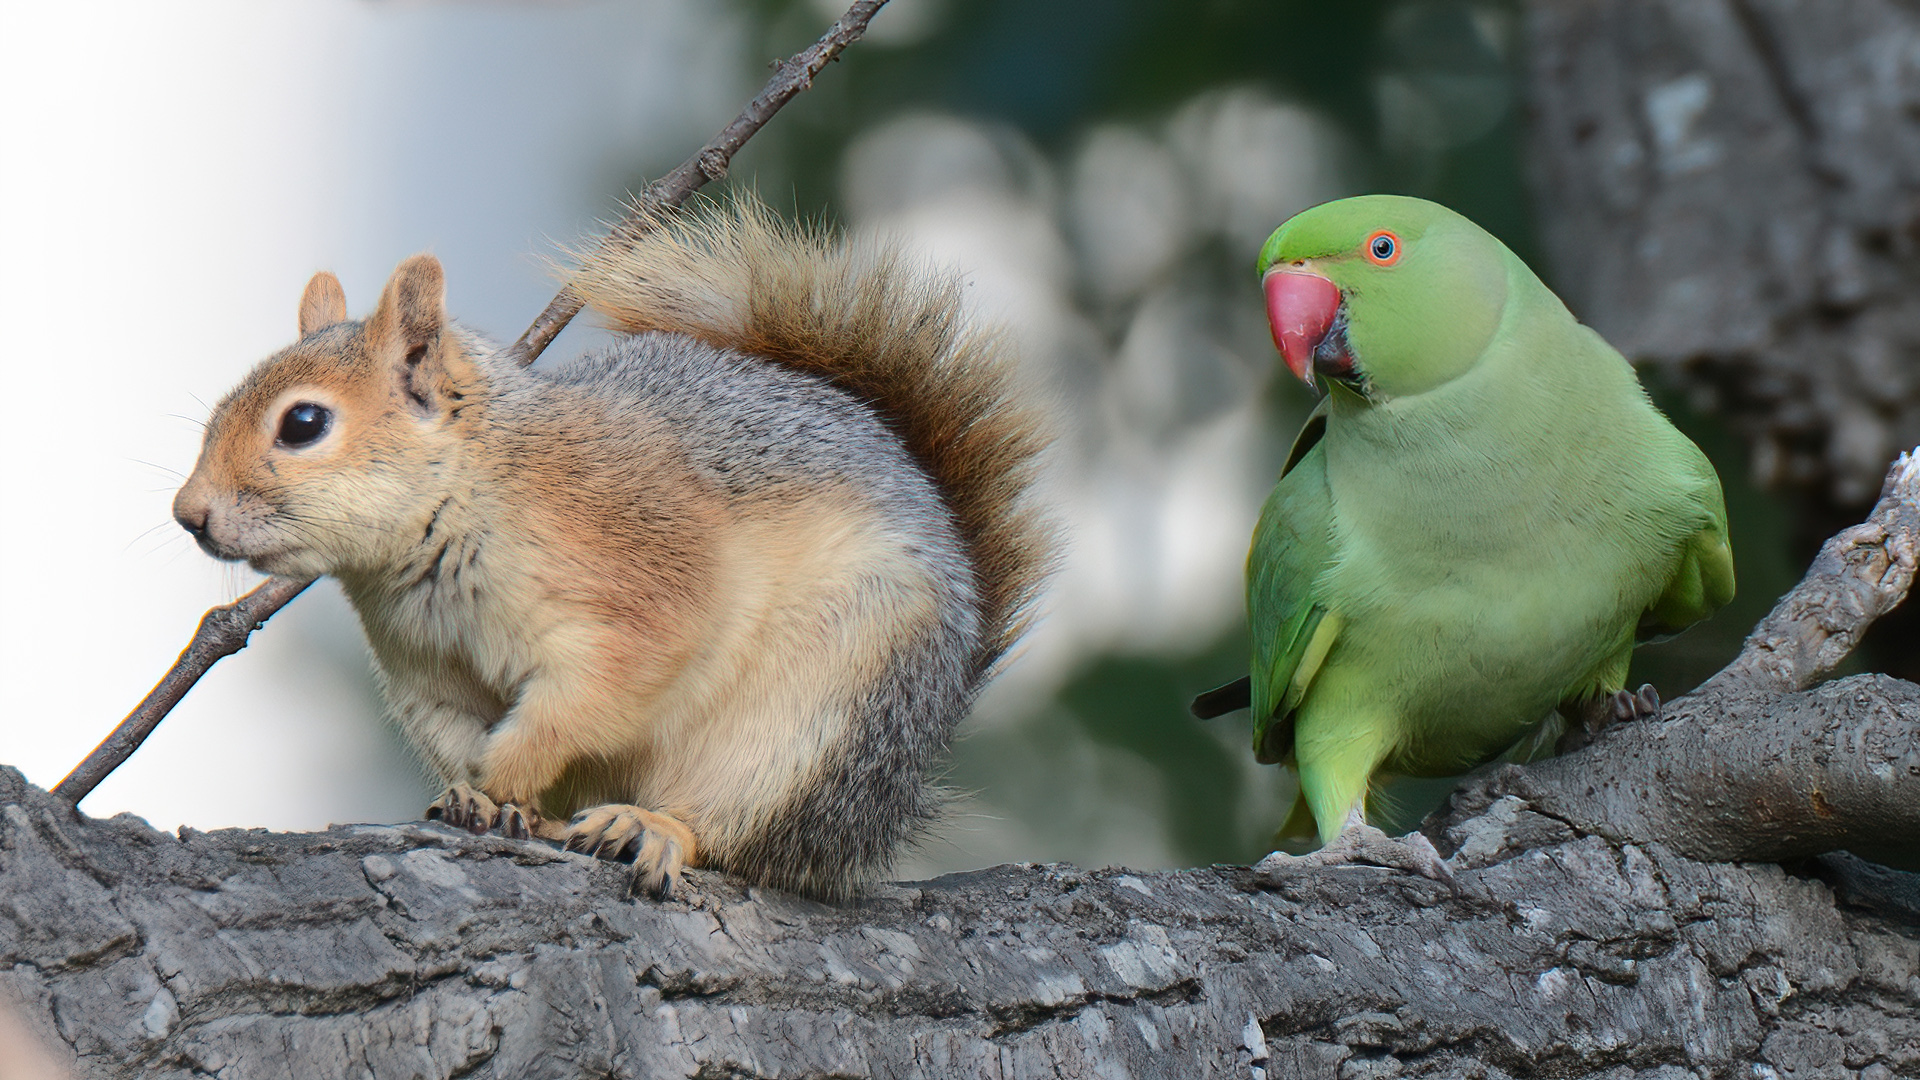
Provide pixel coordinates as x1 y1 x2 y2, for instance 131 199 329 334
276 401 332 448
1366 231 1401 265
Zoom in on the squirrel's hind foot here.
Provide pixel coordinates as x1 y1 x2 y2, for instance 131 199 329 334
424 785 561 842
565 804 697 900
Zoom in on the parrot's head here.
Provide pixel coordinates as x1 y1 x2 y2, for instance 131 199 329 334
1256 194 1510 401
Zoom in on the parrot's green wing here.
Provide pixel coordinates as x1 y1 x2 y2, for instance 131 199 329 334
1633 441 1736 641
1640 515 1737 641
1247 398 1342 765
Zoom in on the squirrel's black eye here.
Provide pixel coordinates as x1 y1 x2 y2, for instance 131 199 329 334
277 402 331 447
1370 234 1396 261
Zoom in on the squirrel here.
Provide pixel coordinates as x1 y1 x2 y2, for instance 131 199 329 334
171 195 1051 899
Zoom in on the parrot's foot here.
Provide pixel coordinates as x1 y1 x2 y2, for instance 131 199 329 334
1557 683 1663 754
1611 683 1663 724
1254 814 1457 890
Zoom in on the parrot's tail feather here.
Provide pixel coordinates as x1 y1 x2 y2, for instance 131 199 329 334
1190 676 1252 719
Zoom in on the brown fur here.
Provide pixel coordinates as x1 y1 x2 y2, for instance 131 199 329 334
569 195 1054 669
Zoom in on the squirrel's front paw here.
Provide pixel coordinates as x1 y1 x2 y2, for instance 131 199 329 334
494 802 549 841
424 784 500 835
565 805 697 900
424 785 560 841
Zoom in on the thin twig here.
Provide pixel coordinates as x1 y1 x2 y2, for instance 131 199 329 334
55 576 314 804
59 0 889 808
508 0 890 367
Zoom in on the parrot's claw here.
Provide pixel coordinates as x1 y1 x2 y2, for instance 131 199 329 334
1254 821 1458 890
1610 683 1662 724
1558 683 1664 754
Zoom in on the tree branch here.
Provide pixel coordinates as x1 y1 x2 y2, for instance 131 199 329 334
3 759 1917 1078
58 0 890 809
1697 451 1920 698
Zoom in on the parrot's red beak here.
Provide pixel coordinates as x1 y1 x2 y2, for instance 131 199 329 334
1263 269 1342 389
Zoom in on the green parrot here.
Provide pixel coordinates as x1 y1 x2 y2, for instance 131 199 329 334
1195 194 1734 870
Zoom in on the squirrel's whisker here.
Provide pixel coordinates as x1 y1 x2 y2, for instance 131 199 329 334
130 458 189 481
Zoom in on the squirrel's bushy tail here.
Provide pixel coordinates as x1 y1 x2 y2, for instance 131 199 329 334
567 194 1052 670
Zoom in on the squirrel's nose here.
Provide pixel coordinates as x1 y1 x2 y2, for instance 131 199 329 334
175 506 209 538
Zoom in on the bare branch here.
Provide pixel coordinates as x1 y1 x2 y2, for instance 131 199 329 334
506 0 891 367
1441 673 1920 865
61 0 889 808
53 575 313 806
1697 450 1920 698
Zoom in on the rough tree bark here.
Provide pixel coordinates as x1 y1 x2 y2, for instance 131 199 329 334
4 455 1919 1078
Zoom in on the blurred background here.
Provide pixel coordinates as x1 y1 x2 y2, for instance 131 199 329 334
0 0 1868 877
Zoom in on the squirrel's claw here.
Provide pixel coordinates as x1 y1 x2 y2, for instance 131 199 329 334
496 802 545 841
565 804 697 901
424 784 499 835
424 786 556 842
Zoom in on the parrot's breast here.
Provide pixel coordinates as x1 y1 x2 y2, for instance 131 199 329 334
1304 317 1717 773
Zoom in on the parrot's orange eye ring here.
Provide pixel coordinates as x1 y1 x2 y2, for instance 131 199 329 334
1365 230 1401 265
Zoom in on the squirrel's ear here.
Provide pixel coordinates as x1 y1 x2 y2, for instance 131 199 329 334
297 272 348 337
368 254 446 353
